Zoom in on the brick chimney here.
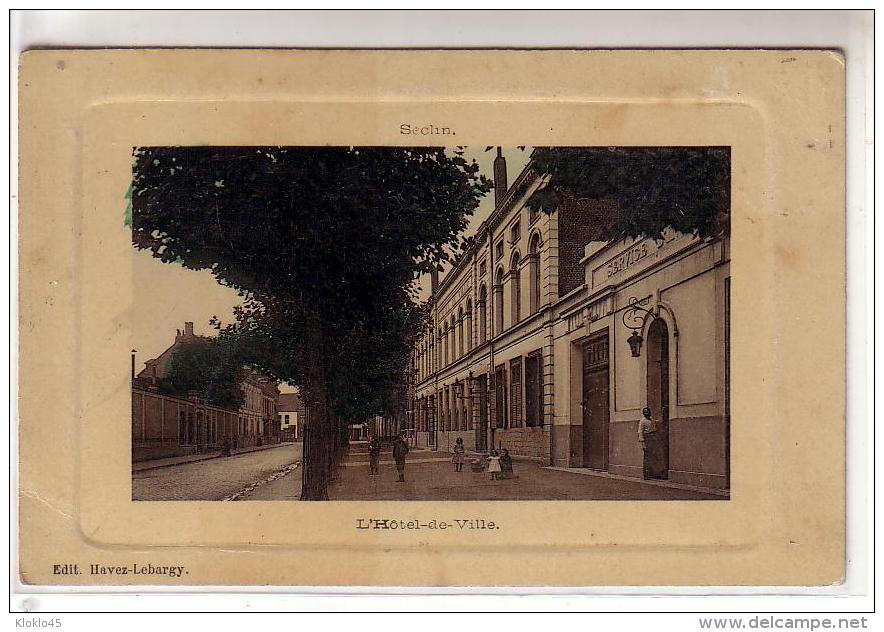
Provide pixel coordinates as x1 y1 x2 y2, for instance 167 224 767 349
493 147 507 208
184 321 194 337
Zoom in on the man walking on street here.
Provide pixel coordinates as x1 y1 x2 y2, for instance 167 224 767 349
368 436 381 476
392 431 409 482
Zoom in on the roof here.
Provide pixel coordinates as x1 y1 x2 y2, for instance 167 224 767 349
136 330 203 380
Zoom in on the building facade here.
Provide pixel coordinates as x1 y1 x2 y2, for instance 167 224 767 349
237 368 280 447
134 322 280 459
412 151 560 460
278 391 307 441
411 152 730 490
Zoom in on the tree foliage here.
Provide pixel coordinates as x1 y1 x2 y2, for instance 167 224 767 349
159 338 245 409
527 147 730 241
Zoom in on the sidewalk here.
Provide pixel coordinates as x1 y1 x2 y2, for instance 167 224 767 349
132 441 298 472
328 449 723 500
544 466 730 498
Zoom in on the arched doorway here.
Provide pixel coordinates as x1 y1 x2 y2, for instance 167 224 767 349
645 318 670 479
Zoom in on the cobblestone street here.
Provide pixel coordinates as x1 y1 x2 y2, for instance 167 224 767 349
132 443 302 501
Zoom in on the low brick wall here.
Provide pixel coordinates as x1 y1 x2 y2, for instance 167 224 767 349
414 431 431 449
436 430 475 454
494 426 549 461
132 441 204 463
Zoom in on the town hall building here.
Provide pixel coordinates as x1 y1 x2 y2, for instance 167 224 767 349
411 150 730 491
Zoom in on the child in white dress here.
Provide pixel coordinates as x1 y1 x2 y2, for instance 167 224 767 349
487 450 502 480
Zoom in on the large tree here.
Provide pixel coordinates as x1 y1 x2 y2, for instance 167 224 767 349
527 147 731 241
132 146 489 499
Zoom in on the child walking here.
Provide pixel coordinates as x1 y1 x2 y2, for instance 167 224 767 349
487 449 502 480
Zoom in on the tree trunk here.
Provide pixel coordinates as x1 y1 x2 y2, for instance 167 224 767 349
300 315 331 501
300 408 330 500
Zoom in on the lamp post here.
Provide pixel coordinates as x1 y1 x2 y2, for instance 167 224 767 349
621 297 656 358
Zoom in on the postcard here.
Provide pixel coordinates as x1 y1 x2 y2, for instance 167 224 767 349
18 49 845 586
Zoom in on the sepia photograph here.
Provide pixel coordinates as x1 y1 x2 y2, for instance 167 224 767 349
130 145 731 502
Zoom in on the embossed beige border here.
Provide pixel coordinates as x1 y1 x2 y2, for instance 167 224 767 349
18 50 844 586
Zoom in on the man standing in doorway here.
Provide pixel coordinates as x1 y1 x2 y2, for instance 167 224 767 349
638 407 660 479
392 431 410 482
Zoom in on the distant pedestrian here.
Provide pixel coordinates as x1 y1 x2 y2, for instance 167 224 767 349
392 432 410 482
452 437 466 472
499 448 515 479
487 449 502 480
368 436 381 476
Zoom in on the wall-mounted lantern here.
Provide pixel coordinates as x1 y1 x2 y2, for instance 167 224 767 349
627 330 644 357
621 297 655 358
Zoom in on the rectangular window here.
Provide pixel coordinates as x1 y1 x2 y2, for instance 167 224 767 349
525 351 543 427
465 381 473 431
493 365 507 429
584 336 609 369
510 220 520 244
509 357 523 427
495 240 504 260
479 259 486 276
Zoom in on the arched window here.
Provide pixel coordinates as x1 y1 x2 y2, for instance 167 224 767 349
494 268 505 335
439 327 445 367
457 307 464 359
478 285 487 344
529 232 543 314
465 298 473 351
510 251 522 326
450 315 457 363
